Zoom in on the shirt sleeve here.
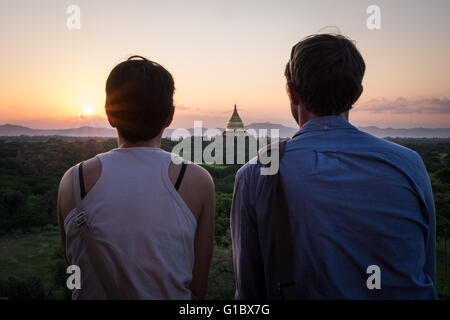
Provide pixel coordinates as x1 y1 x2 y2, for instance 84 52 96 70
416 154 437 285
230 166 266 300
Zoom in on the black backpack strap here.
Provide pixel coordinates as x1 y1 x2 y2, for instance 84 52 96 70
259 139 299 299
174 162 187 191
72 163 127 299
78 161 86 200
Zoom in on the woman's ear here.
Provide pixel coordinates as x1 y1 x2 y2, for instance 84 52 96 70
354 85 363 102
105 100 117 128
164 106 175 128
106 115 117 128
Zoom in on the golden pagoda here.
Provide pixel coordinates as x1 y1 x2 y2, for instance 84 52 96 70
226 103 244 130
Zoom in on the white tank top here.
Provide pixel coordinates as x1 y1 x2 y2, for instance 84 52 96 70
64 147 197 299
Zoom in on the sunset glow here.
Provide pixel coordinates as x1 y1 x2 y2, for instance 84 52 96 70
0 0 449 130
82 106 94 116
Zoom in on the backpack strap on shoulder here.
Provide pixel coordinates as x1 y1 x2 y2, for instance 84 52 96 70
174 162 187 191
258 139 299 299
72 163 87 226
257 139 289 167
71 163 127 299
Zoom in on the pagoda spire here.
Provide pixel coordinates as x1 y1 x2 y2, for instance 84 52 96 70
226 101 244 130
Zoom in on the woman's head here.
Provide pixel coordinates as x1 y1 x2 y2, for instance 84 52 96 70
105 56 175 142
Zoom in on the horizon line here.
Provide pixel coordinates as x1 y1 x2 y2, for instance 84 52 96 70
2 122 450 131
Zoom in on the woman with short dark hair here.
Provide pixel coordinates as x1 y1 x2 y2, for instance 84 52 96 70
57 56 215 299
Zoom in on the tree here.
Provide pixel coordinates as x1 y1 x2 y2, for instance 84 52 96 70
436 168 450 185
0 277 46 300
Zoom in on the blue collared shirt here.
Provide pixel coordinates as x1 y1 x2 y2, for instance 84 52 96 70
231 116 437 299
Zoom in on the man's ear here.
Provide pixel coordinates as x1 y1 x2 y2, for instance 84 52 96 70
164 106 175 128
286 82 300 106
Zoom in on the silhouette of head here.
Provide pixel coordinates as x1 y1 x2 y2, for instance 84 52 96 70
285 34 365 120
105 56 175 142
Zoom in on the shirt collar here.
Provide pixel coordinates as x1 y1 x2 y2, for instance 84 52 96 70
292 115 357 138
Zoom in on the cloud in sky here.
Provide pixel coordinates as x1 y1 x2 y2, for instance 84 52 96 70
354 97 450 114
175 104 189 110
420 98 450 114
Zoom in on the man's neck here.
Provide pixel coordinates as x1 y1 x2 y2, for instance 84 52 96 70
298 110 319 128
298 108 349 128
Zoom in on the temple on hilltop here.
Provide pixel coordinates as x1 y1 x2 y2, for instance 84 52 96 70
225 103 244 132
220 102 252 165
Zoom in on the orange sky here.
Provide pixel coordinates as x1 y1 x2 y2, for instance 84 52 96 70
0 0 449 129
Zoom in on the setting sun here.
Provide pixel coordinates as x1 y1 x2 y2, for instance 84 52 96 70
82 105 94 116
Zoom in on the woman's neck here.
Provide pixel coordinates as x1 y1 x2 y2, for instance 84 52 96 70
117 135 162 149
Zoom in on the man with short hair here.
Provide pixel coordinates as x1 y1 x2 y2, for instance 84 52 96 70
231 34 437 299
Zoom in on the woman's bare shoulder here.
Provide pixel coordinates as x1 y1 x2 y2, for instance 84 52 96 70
185 163 214 189
57 156 102 220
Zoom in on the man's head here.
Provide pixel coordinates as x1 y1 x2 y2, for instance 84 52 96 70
285 34 365 124
105 56 175 142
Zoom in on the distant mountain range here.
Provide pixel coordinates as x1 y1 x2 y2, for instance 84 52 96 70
0 124 116 137
1 123 450 139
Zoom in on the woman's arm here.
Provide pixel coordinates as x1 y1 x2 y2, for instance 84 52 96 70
57 168 73 265
189 168 215 299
